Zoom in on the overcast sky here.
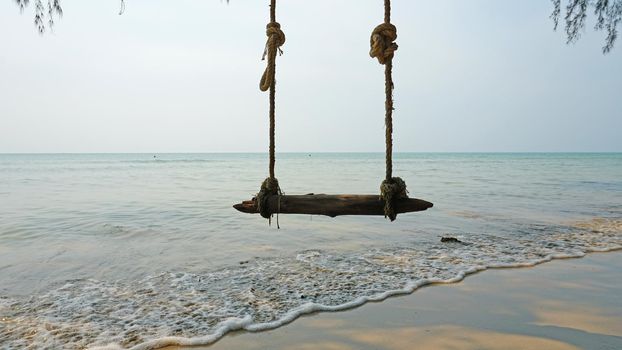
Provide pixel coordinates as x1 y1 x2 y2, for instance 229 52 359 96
1 0 620 153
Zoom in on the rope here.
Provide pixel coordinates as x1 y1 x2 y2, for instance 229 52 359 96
380 177 408 221
259 22 285 92
257 0 284 226
369 23 398 65
370 0 407 221
257 177 281 223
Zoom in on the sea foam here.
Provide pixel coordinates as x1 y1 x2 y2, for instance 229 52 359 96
0 218 620 350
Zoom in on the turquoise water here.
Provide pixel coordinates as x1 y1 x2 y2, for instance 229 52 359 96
1 153 621 349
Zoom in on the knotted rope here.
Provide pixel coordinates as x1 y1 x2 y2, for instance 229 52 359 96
380 177 408 221
371 0 408 221
257 177 281 223
256 0 284 227
260 22 285 92
369 23 398 65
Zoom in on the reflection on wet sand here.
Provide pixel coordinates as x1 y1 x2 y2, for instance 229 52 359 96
339 325 581 350
531 300 622 337
282 341 354 350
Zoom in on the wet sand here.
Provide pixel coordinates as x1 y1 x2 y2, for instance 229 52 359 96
172 251 622 350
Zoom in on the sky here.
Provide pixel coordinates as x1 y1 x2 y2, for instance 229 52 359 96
0 0 620 153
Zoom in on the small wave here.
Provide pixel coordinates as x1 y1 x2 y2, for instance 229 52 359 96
0 219 620 350
571 217 622 234
448 210 484 219
118 159 219 165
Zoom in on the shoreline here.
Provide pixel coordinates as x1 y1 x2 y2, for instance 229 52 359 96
173 250 622 350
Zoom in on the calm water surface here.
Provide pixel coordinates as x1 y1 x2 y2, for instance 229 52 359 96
0 153 620 349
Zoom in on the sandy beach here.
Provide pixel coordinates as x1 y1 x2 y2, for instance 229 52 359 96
3 0 622 349
180 251 622 350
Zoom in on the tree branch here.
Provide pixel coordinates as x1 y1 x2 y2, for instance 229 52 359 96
13 0 620 53
551 0 622 53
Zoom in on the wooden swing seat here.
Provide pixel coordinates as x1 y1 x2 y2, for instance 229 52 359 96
233 194 433 218
235 1 429 222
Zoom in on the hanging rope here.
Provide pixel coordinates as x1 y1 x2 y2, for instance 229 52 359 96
370 0 407 221
260 22 285 92
256 0 285 226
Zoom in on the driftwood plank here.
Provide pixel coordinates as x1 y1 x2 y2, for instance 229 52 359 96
233 194 433 217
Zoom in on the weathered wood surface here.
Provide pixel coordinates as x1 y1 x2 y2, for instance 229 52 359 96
233 194 433 217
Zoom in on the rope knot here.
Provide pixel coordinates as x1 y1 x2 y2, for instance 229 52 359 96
256 177 281 219
380 177 408 221
264 22 286 57
369 23 398 65
260 22 286 91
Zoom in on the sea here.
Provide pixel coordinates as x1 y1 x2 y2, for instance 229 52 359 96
0 153 621 349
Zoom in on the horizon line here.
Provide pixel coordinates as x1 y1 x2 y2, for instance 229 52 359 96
1 151 621 155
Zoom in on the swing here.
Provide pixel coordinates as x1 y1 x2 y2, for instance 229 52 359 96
233 0 433 221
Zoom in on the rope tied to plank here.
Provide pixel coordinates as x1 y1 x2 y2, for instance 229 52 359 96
256 0 284 227
257 177 281 224
380 177 408 221
371 0 408 221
